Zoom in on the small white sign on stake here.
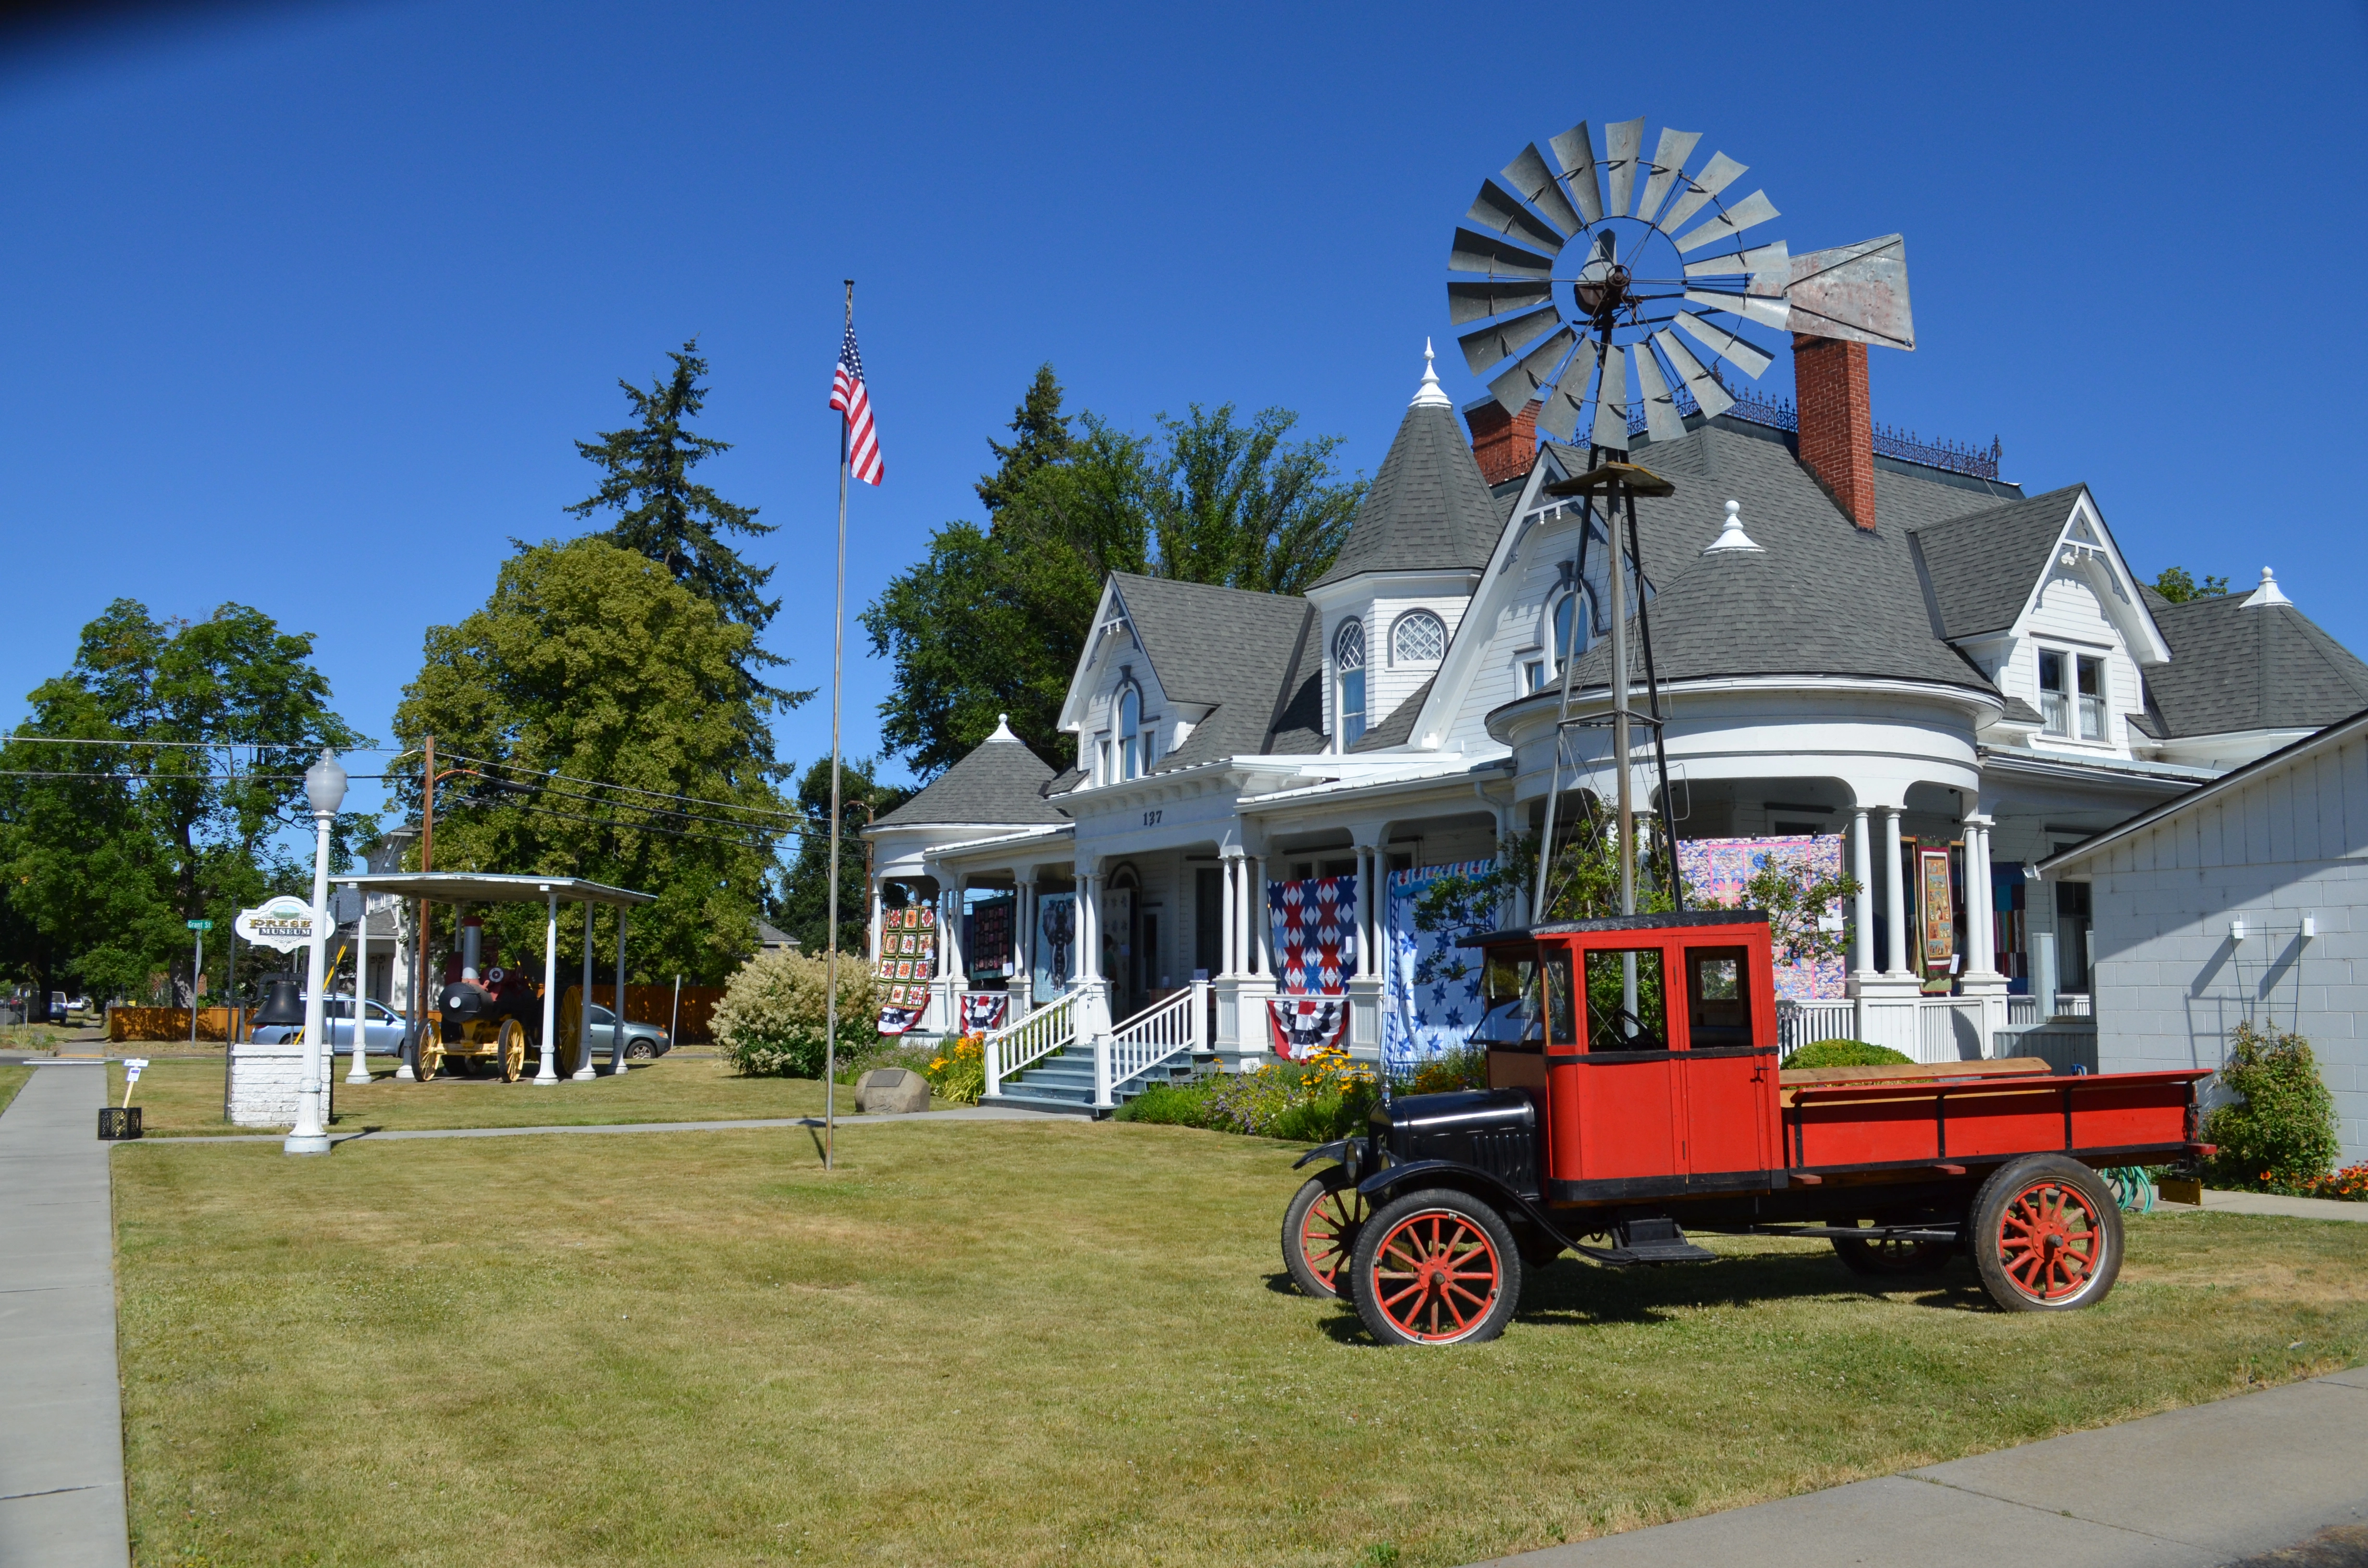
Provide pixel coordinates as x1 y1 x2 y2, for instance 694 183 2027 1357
122 1058 148 1108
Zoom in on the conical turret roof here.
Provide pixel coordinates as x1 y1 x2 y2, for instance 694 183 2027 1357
1312 347 1506 588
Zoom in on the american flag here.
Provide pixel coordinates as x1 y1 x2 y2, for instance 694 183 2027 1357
829 320 884 486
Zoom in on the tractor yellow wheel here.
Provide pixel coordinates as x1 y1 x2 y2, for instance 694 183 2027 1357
418 1038 443 1082
498 1019 527 1082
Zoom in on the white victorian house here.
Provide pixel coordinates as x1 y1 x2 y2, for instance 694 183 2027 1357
865 340 2368 1114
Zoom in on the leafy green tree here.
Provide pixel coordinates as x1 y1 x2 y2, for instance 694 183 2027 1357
771 756 912 956
566 339 808 703
0 600 363 1004
2152 566 2230 603
863 373 1365 777
2206 1021 2340 1187
392 539 794 985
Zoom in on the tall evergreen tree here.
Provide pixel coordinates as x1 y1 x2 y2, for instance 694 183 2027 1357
975 363 1073 514
567 340 809 703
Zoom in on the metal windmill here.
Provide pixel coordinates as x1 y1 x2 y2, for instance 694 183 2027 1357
1449 118 1915 930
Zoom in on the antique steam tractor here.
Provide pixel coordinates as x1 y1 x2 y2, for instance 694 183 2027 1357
1283 910 2212 1346
418 915 543 1081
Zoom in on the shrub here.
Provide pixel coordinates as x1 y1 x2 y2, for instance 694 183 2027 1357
1399 1045 1485 1094
2206 1022 2340 1189
1117 1078 1221 1127
1113 1047 1378 1141
1781 1039 1914 1071
711 948 877 1078
926 1036 986 1105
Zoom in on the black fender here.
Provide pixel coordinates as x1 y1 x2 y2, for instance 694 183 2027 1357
1293 1140 1351 1171
1353 1160 1578 1254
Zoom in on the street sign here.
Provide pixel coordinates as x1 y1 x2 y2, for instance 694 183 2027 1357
234 896 317 955
186 919 213 931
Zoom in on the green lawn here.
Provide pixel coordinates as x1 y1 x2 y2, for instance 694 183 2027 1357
112 1119 2366 1567
0 1064 30 1115
110 1054 943 1136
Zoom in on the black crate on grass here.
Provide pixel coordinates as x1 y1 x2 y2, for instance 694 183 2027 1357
97 1106 142 1140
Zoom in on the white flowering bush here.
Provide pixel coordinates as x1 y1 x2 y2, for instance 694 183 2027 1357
711 948 877 1078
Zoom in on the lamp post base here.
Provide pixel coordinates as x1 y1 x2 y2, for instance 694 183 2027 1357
344 1068 372 1084
283 1132 332 1155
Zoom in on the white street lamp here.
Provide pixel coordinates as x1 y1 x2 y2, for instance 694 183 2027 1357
286 748 347 1155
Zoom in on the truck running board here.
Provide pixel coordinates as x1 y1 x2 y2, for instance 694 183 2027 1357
1576 1217 1719 1268
1757 1225 1962 1245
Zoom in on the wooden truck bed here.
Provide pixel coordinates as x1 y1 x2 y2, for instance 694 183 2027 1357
1781 1065 2208 1176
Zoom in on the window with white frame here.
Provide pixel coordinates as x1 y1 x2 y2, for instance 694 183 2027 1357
2038 648 2108 741
1391 609 1445 664
1550 591 1586 668
1118 685 1142 780
1335 619 1366 746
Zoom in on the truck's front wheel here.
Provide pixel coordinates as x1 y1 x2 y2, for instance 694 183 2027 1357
1349 1188 1522 1346
1970 1155 2122 1312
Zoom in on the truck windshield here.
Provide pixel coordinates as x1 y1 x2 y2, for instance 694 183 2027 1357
1471 947 1542 1047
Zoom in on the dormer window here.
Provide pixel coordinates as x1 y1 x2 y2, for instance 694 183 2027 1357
2039 648 2107 741
1335 619 1366 747
1118 685 1142 780
1392 609 1445 665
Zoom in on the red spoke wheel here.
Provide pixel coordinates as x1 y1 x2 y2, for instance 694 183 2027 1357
1970 1155 2122 1312
1349 1188 1522 1347
1281 1173 1368 1299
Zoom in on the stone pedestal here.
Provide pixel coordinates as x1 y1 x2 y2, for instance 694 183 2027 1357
227 1040 333 1128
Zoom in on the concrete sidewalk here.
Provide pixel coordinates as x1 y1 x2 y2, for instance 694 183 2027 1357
1470 1369 2368 1568
0 1062 130 1568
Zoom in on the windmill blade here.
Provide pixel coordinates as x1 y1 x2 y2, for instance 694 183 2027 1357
1683 239 1790 288
1630 343 1687 443
1673 311 1775 379
1785 233 1916 350
1673 188 1780 252
1450 226 1555 279
1659 151 1746 234
1603 118 1645 219
1502 143 1586 238
1634 127 1702 222
1457 305 1562 377
1654 330 1735 421
1446 278 1555 325
1486 324 1577 415
1684 287 1791 331
1467 179 1567 257
1591 338 1633 451
1535 339 1600 442
1548 122 1605 225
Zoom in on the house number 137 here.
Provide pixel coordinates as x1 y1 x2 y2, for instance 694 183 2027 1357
1142 809 1162 826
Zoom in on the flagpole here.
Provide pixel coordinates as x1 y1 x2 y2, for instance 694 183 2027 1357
823 278 853 1172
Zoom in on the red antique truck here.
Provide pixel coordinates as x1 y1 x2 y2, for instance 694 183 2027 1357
1283 910 2212 1346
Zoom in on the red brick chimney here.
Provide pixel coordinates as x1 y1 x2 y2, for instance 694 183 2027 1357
1793 334 1876 530
1463 398 1538 486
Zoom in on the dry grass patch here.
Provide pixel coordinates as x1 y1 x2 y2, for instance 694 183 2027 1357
114 1120 2368 1568
109 1054 941 1136
0 1063 31 1115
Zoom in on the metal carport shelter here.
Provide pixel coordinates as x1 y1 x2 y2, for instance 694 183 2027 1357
338 872 657 1086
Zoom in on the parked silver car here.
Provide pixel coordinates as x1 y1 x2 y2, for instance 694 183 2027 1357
249 995 409 1053
584 1003 671 1060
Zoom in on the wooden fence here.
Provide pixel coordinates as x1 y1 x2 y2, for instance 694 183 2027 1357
110 1006 236 1043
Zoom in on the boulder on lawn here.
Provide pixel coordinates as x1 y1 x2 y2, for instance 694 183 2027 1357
856 1066 932 1114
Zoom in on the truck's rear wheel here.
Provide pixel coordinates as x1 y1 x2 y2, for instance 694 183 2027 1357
1349 1188 1522 1347
1282 1171 1366 1300
1971 1155 2122 1312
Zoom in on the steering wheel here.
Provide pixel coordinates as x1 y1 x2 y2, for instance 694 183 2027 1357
1603 1006 1666 1052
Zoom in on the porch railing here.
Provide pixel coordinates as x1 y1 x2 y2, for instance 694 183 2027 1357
1095 980 1209 1109
1776 1001 1855 1052
983 988 1077 1100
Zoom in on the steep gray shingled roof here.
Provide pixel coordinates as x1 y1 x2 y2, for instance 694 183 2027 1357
873 732 1067 828
1104 573 1327 771
1311 397 1502 587
1556 423 2005 698
2143 593 2368 737
1907 486 2087 638
1349 677 1434 752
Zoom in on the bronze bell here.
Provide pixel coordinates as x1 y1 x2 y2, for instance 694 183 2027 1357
252 977 306 1027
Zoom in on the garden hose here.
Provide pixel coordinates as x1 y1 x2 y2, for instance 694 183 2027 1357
2101 1166 2156 1213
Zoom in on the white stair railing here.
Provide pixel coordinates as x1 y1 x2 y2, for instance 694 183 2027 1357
983 989 1077 1099
1093 980 1208 1110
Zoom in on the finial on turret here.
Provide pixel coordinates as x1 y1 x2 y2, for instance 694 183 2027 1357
1702 498 1763 555
1410 338 1452 408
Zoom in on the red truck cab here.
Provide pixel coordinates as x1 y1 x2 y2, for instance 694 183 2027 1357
1282 910 2212 1346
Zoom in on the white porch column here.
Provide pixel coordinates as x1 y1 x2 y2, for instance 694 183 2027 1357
345 885 372 1083
1249 856 1270 978
1015 874 1038 1010
1961 818 1998 979
1221 857 1240 976
1882 807 1911 980
1850 808 1875 978
1353 849 1374 978
612 906 629 1073
533 887 561 1085
867 885 884 966
572 902 598 1079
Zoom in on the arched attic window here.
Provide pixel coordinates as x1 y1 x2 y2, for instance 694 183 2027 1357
1391 609 1446 665
1118 685 1142 780
1335 619 1366 746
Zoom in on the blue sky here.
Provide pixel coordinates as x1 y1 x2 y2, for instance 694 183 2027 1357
4 0 2364 826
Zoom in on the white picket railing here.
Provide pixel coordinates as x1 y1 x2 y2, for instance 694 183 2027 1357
1776 1001 1856 1052
983 989 1076 1099
1095 981 1208 1109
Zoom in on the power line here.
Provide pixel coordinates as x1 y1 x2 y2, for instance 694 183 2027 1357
449 773 827 839
1 735 404 752
0 771 399 782
464 798 791 852
437 749 801 822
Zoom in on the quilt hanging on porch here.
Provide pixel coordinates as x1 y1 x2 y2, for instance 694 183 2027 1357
1381 860 1496 1075
876 905 938 1034
1266 874 1356 1059
1674 835 1845 1002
